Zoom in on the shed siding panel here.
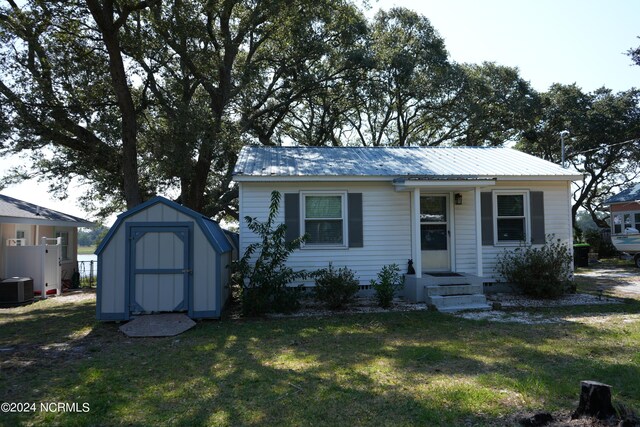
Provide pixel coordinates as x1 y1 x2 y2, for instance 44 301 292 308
482 181 572 279
126 204 191 224
220 252 231 306
100 224 127 314
240 182 412 284
192 227 216 312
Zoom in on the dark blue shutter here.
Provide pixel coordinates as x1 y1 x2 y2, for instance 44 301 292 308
284 193 300 243
348 193 363 248
529 191 545 244
481 192 494 246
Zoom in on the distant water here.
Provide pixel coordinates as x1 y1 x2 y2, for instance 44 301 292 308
77 254 98 278
78 254 97 263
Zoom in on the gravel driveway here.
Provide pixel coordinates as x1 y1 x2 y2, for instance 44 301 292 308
574 263 640 299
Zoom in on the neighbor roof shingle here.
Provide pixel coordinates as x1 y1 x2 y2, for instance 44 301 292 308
0 194 93 226
605 183 640 204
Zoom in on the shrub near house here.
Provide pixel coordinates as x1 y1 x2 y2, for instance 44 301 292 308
496 236 573 298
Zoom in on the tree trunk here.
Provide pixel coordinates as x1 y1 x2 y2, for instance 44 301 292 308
86 0 143 209
571 380 617 420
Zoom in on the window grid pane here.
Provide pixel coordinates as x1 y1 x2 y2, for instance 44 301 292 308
305 196 342 219
497 218 526 241
496 194 526 242
420 196 447 222
305 220 343 244
304 194 345 245
497 195 524 217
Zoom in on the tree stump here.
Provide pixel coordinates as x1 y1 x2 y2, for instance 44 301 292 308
571 380 617 420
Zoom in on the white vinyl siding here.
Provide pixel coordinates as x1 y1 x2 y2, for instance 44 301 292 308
453 190 477 274
240 182 411 285
239 180 574 284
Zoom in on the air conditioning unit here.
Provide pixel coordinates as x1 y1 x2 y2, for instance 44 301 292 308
0 277 34 307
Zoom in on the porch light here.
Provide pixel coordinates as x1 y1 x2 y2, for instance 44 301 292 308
455 193 462 205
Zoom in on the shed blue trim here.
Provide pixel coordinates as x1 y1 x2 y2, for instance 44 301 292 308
200 217 233 253
125 224 133 317
216 249 222 317
96 252 102 320
223 230 239 252
98 312 129 321
96 196 232 255
191 309 220 319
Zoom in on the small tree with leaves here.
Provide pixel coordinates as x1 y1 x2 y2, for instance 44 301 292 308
370 264 403 308
234 191 307 316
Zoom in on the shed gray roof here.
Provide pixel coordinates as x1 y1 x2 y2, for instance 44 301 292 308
605 183 640 204
0 194 94 227
233 146 582 180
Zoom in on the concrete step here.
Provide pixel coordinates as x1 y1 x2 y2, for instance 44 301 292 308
422 274 484 286
437 303 492 313
427 294 489 311
425 284 483 296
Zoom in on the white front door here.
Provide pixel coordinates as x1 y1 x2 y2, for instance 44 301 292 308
420 195 451 271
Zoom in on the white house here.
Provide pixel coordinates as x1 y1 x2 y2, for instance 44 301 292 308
0 194 94 297
233 146 582 311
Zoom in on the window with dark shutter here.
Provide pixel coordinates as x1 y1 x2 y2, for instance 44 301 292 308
284 193 300 243
284 192 364 248
529 191 545 244
480 192 494 246
348 193 363 248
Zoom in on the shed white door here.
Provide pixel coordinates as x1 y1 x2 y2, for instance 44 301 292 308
129 226 190 314
420 195 451 271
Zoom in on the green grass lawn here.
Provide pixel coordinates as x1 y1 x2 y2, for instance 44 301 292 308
77 245 97 255
1 294 639 426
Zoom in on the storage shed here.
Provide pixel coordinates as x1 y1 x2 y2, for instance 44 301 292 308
96 197 233 321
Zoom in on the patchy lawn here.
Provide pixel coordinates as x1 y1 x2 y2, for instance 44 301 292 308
1 292 639 426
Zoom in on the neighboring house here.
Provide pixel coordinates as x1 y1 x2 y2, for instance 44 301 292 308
233 146 582 310
605 183 640 267
0 194 94 296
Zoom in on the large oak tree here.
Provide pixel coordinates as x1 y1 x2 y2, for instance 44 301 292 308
518 84 640 227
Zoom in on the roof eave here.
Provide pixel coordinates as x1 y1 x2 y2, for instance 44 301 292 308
234 174 583 183
0 216 95 228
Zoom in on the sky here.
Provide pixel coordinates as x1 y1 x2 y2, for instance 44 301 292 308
1 0 639 222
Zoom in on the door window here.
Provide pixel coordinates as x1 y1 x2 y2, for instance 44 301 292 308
420 196 448 251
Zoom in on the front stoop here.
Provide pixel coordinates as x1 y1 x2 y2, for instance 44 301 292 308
404 273 491 311
424 273 490 312
427 294 490 312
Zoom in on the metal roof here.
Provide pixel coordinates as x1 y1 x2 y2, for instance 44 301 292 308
233 146 582 180
605 182 640 204
0 194 94 227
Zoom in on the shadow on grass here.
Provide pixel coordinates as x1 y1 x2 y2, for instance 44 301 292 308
1 300 639 426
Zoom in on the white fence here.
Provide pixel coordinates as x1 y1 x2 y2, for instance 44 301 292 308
4 237 62 298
